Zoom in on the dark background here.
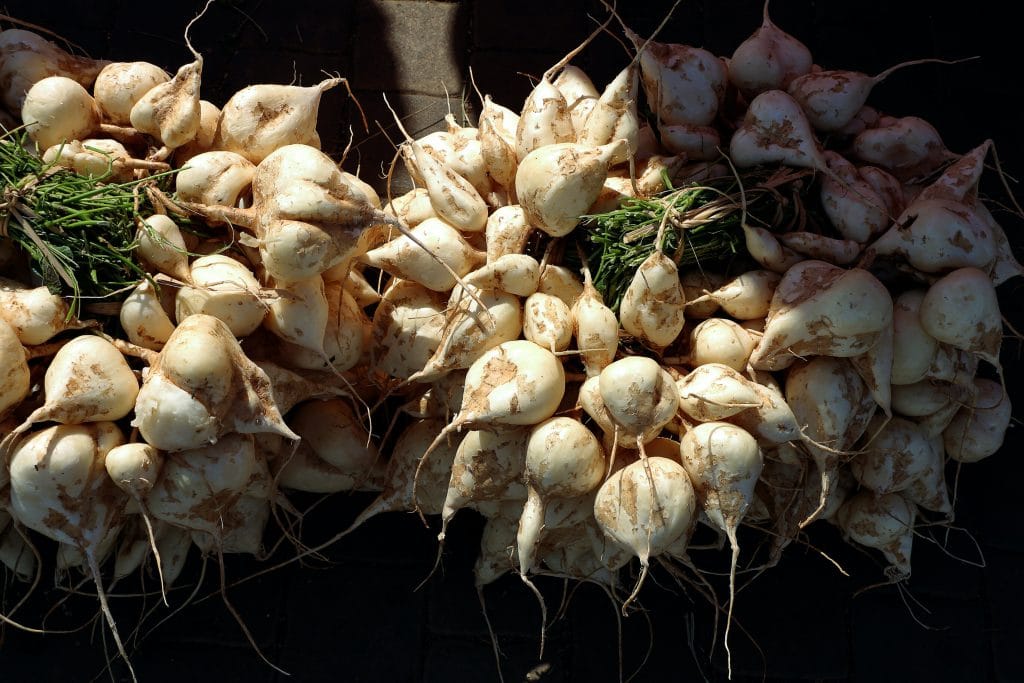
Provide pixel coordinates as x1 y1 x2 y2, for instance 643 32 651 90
2 1 1023 681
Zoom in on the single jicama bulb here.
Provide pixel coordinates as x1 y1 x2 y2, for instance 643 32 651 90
21 76 100 149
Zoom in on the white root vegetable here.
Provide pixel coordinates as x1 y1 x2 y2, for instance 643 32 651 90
849 321 894 416
891 380 955 418
93 61 169 126
975 201 1024 286
274 440 375 494
868 198 997 273
383 187 436 228
729 89 827 172
538 264 584 307
788 59 958 132
0 278 85 345
891 290 939 386
515 141 624 237
263 275 329 355
387 102 488 234
136 214 190 282
120 280 175 351
679 421 763 672
475 500 523 587
661 124 722 162
42 138 146 182
687 269 779 320
250 361 349 416
836 105 880 137
0 318 30 418
274 397 382 493
675 363 762 423
452 340 565 428
105 442 163 499
3 335 138 451
517 416 604 584
462 254 540 298
175 151 256 208
346 417 459 537
342 268 381 307
513 21 613 164
742 223 804 273
522 292 573 353
145 432 259 536
784 357 874 525
553 64 598 134
723 374 802 447
572 270 619 377
618 250 686 349
851 115 954 180
903 432 952 515
0 28 108 111
687 318 756 371
175 254 266 338
408 288 520 383
851 415 942 495
281 281 369 373
577 374 617 438
578 61 641 164
750 260 893 371
361 217 483 292
371 279 446 381
191 491 271 556
836 491 916 578
820 152 899 244
129 40 202 151
132 314 298 451
0 518 36 581
413 340 566 512
943 377 1012 463
728 1 812 97
481 205 530 263
186 142 403 284
539 522 618 585
478 96 520 195
919 267 1002 369
627 28 727 128
172 100 220 162
776 231 861 265
438 426 529 542
593 456 696 612
21 75 101 149
214 78 344 164
417 119 493 199
599 356 679 454
8 421 133 677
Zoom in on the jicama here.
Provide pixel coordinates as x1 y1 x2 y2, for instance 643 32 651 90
21 75 101 149
728 2 812 97
2 335 139 450
7 421 134 677
0 318 29 418
679 421 763 675
214 78 346 164
593 457 696 612
132 314 297 452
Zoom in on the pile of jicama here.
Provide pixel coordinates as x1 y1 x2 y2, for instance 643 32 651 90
0 3 1019 679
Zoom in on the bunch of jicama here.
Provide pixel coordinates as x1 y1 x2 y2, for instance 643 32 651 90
0 2 1021 680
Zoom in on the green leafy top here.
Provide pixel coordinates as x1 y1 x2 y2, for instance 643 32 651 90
0 128 180 317
577 166 815 311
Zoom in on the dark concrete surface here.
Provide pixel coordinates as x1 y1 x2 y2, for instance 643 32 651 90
1 1 1023 681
